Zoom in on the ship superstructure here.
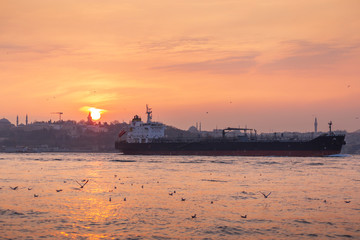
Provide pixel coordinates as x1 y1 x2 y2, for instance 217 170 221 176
126 105 165 143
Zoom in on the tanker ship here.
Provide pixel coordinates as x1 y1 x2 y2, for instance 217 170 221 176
115 106 346 157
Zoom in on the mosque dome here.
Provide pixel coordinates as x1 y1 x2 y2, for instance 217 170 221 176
0 118 11 124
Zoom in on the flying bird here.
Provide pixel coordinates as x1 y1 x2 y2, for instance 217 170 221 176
191 214 197 219
75 179 89 188
241 215 247 218
260 191 271 198
56 189 63 192
10 186 18 190
345 200 351 203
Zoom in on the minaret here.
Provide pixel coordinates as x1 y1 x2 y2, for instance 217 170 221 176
16 115 19 126
87 112 93 125
26 114 28 125
314 117 318 134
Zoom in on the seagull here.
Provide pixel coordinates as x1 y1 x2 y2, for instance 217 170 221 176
345 200 351 203
10 186 18 190
56 189 63 192
241 215 247 218
191 214 197 218
260 191 271 198
28 187 32 190
169 193 173 196
34 194 39 197
75 179 89 188
181 198 186 201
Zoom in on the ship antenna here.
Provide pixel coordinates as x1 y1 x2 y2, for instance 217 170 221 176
146 104 152 123
328 121 332 134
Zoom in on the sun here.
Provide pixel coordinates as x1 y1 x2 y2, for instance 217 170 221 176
89 108 102 120
80 106 106 121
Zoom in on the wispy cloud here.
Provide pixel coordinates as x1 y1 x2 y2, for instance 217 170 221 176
153 54 258 74
138 37 211 53
260 40 359 73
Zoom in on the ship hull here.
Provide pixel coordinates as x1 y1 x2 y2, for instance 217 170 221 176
115 135 346 157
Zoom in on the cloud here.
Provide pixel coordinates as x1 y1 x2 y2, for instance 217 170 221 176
138 37 211 53
0 43 79 63
260 40 359 73
153 54 258 74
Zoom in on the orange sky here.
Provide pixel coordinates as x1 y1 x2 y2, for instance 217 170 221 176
1 0 359 132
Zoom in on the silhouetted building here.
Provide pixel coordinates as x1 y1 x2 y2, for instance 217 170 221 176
0 118 13 130
87 112 93 125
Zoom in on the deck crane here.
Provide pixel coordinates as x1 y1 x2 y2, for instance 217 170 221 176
51 112 63 121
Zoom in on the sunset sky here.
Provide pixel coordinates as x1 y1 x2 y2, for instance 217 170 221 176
1 0 359 132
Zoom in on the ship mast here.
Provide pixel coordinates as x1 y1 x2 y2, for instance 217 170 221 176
146 104 152 123
328 121 332 134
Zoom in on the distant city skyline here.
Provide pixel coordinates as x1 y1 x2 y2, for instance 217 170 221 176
1 1 359 132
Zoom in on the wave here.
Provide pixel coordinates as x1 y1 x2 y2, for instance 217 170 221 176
0 208 24 216
294 219 312 224
210 160 234 164
110 159 137 162
201 179 227 183
306 162 324 166
327 154 352 157
179 160 205 164
257 161 280 165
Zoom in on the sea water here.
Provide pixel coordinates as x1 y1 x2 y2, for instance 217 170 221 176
0 153 359 239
